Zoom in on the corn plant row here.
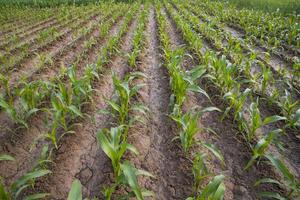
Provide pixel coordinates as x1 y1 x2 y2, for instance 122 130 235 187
128 5 149 68
68 6 155 199
156 4 226 199
0 6 56 36
182 1 299 64
0 5 55 24
164 2 300 198
181 2 300 86
97 73 154 200
183 2 298 65
0 4 137 200
0 5 128 130
0 8 71 48
0 5 91 41
0 8 121 115
168 1 300 131
72 11 125 68
191 0 300 55
0 146 52 199
0 7 102 72
0 6 98 57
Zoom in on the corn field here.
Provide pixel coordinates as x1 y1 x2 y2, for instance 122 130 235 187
0 0 299 199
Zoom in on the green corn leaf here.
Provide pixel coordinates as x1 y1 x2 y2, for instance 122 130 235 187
212 182 225 200
136 169 155 178
0 182 9 200
291 108 300 124
13 170 51 190
0 154 15 161
126 144 139 155
265 154 294 182
258 191 286 200
263 115 286 126
200 107 222 114
24 193 50 200
68 105 83 117
186 197 194 200
120 161 143 200
67 179 82 200
254 178 281 187
107 100 121 113
187 84 210 100
97 130 116 162
198 174 225 200
203 143 225 166
188 65 206 81
141 190 155 197
131 104 149 115
244 155 259 170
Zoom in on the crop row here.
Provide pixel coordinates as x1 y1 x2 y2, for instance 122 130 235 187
0 3 138 199
165 0 300 198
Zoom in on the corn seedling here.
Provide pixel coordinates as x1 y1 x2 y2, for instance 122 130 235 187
187 174 225 200
254 154 300 199
276 90 299 128
0 168 51 200
0 94 28 128
171 106 221 154
223 87 252 121
98 126 138 177
245 129 282 170
241 101 286 142
107 72 146 125
119 161 154 200
67 179 83 200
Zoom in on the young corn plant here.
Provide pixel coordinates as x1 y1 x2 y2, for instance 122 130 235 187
107 72 146 126
187 174 225 200
167 51 209 108
67 65 94 106
255 154 300 199
119 161 154 200
0 73 13 103
223 87 252 122
170 106 221 154
259 62 274 96
128 9 147 68
17 80 51 118
0 155 51 200
241 101 286 142
46 82 83 148
276 90 300 128
245 129 282 170
97 125 138 178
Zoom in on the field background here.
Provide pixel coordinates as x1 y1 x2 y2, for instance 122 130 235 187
221 0 300 13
